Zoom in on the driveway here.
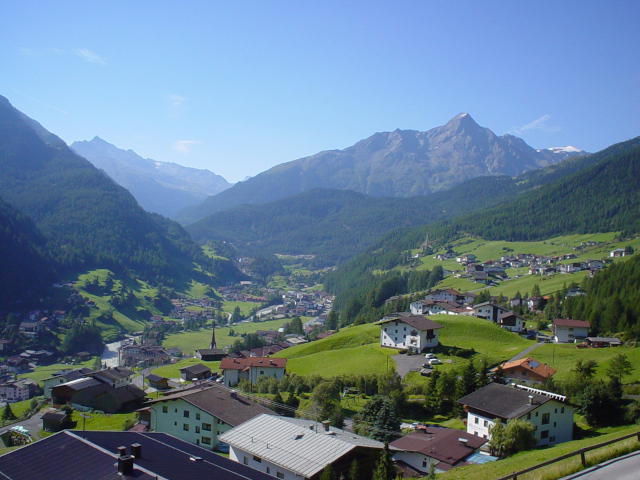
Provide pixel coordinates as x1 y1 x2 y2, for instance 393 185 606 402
393 353 429 378
0 407 56 440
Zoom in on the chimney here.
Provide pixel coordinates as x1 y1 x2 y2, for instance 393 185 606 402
117 446 127 456
230 390 237 399
322 420 330 433
458 438 468 447
130 443 141 458
528 395 534 405
117 455 134 475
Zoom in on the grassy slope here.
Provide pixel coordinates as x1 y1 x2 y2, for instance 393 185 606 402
18 359 96 385
272 317 534 379
439 425 640 480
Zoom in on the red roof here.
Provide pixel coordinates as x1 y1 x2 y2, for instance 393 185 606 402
553 318 590 328
219 357 287 371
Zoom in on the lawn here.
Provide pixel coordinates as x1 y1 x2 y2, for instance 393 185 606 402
149 358 221 379
273 317 533 379
161 317 296 355
18 359 97 385
70 411 136 431
529 343 640 382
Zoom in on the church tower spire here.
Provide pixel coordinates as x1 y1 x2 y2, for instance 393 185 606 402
210 321 217 350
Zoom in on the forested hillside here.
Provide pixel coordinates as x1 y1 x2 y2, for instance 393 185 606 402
0 196 55 307
559 253 640 337
0 95 240 287
186 143 607 266
324 137 640 324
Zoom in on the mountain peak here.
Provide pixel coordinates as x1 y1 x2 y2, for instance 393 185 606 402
445 112 481 131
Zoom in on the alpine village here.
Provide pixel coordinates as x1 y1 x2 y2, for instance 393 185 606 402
1 95 640 480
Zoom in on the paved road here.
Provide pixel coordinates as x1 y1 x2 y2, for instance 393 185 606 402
508 341 543 362
0 408 55 440
560 450 640 480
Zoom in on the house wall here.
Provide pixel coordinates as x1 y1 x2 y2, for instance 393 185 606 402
554 326 589 343
150 397 231 449
503 367 546 385
380 321 438 350
392 451 437 475
247 366 285 385
223 369 240 388
467 400 573 446
229 446 295 480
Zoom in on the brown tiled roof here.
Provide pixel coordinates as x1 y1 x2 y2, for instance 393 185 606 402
499 357 556 379
219 357 286 371
178 363 211 375
376 316 443 331
147 385 272 427
553 318 590 328
391 428 486 467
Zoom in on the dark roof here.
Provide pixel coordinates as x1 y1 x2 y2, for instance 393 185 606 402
89 366 134 382
178 363 211 375
145 374 166 383
457 383 566 420
44 367 93 383
377 315 443 331
195 349 226 356
390 428 486 467
41 412 67 422
83 431 274 480
147 384 272 426
0 430 274 480
104 384 147 403
0 431 156 480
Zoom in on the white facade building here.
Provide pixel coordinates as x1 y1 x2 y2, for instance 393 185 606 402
377 316 443 351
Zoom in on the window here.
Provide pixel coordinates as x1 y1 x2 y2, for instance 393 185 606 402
184 410 190 418
196 413 201 420
162 406 168 413
201 437 211 445
483 420 488 427
550 436 556 442
253 455 262 463
277 472 285 479
554 408 558 414
474 417 479 424
553 422 556 427
183 424 189 431
541 413 550 425
202 423 212 431
526 413 531 420
561 407 565 414
267 467 271 474
541 430 549 439
422 460 427 468
535 412 539 417
195 426 200 433
243 457 248 465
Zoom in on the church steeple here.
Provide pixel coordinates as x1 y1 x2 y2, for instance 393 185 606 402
210 321 217 350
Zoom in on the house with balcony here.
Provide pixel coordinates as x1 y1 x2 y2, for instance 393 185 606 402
219 357 286 388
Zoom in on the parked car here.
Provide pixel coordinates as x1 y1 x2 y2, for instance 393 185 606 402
427 358 442 365
424 353 436 359
420 368 433 377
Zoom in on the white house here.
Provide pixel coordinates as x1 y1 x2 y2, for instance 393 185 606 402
219 357 286 388
424 289 459 303
147 384 272 449
497 312 526 332
473 302 513 323
218 414 384 480
377 316 443 351
458 383 573 447
552 318 590 343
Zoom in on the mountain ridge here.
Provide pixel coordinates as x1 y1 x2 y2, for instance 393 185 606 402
71 136 232 217
176 113 585 224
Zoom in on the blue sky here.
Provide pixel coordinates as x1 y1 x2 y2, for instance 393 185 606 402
2 2 639 182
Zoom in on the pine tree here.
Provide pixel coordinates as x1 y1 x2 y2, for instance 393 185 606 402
319 464 337 480
348 459 361 480
372 443 394 480
2 403 16 422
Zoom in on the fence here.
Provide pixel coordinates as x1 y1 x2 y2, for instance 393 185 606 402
496 430 640 480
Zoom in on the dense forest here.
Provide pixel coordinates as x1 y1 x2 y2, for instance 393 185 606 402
0 196 55 306
325 137 640 327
